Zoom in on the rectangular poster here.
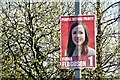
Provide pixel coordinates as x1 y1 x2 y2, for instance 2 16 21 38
60 15 96 69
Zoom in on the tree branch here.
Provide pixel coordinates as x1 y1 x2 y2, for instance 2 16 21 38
102 1 120 14
17 63 36 80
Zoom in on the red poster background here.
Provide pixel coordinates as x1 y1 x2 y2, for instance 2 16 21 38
61 15 96 57
60 15 96 68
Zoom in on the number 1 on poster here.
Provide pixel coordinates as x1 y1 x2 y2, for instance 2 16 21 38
88 56 93 66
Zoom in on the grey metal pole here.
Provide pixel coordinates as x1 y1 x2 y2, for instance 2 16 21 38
75 0 81 15
75 69 82 79
75 0 81 80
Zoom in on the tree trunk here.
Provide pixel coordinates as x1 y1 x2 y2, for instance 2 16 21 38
96 0 103 80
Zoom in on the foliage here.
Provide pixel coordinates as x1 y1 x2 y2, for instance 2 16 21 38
82 0 120 79
0 1 75 79
0 0 120 80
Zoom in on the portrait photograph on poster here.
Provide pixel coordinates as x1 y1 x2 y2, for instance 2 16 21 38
60 15 96 69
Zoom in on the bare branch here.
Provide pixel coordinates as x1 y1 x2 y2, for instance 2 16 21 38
102 1 120 14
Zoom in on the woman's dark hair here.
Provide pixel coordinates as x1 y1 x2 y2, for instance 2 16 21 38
67 22 89 57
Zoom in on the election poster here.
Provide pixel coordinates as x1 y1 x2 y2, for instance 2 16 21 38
60 15 96 69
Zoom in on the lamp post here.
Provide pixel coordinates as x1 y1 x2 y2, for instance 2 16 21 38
75 0 81 80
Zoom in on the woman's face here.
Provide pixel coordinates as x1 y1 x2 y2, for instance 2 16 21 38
72 24 85 46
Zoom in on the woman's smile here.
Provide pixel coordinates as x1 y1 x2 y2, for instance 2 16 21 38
74 37 83 43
